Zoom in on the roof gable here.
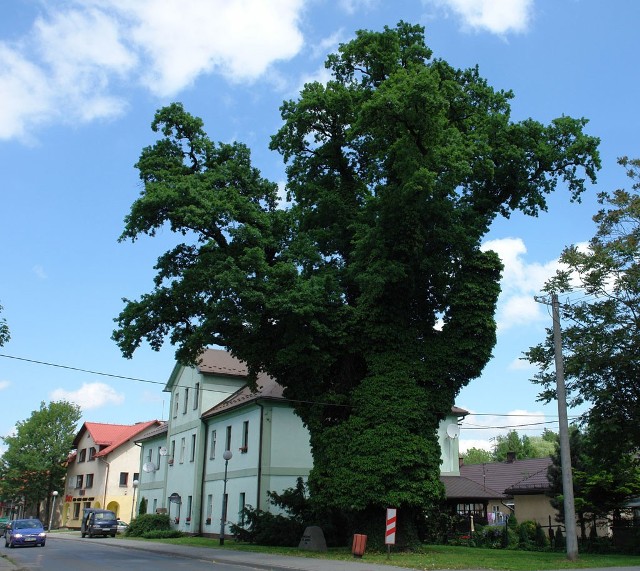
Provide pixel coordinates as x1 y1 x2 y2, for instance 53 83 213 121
73 420 162 457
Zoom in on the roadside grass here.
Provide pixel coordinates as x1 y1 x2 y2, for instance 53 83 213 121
130 536 640 570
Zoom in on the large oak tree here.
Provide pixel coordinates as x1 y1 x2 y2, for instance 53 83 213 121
113 23 599 542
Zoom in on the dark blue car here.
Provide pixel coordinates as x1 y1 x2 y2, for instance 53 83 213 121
4 519 46 548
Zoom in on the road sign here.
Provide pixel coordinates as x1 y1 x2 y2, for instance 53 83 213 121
385 508 396 545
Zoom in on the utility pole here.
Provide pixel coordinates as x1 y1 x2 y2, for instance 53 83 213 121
551 293 578 560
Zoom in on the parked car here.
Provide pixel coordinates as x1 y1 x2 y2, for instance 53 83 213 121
4 519 46 548
81 508 117 538
116 520 129 533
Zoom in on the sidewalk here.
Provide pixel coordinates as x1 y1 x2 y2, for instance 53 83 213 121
2 531 418 571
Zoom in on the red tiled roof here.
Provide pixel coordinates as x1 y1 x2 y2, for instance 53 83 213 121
72 420 162 457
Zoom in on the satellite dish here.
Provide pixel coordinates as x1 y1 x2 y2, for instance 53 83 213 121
446 424 460 439
159 447 168 456
142 462 157 473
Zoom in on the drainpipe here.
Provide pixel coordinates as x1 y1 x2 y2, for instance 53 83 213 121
199 419 209 536
256 403 264 510
99 457 110 508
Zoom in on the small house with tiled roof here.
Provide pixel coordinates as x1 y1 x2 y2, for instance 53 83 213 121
456 455 557 528
62 420 163 527
135 348 468 539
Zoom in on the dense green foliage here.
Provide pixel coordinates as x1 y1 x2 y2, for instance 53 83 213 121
0 401 81 521
113 22 600 540
527 157 640 461
126 513 173 537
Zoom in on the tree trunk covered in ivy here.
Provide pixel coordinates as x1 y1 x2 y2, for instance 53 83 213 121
113 22 600 543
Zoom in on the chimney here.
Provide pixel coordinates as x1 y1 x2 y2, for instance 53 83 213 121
459 456 464 468
506 451 516 463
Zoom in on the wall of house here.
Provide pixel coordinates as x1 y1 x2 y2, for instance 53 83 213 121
137 434 169 518
514 494 558 527
437 415 463 476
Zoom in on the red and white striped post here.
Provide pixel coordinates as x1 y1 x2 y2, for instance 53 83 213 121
385 508 396 558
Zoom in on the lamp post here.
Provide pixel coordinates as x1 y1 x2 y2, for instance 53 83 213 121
219 450 233 545
130 479 139 522
48 491 58 531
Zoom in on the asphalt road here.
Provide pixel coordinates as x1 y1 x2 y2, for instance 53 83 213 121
3 535 249 571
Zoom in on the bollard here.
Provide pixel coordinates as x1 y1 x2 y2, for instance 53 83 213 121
352 533 367 558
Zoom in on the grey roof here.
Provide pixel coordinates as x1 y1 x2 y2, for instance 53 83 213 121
441 475 504 499
134 422 168 444
202 373 284 418
460 457 552 496
197 348 248 378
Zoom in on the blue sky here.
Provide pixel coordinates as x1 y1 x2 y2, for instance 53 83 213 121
1 0 638 455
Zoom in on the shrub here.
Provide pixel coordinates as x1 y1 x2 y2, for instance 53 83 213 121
230 507 304 547
127 514 171 537
535 523 550 549
142 529 183 539
139 497 148 516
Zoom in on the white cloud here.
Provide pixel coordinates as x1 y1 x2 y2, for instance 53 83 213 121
339 0 379 16
0 0 306 141
482 237 559 331
0 380 10 391
50 382 125 410
432 0 533 35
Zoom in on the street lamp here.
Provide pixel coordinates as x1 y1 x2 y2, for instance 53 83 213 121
219 450 233 545
130 479 139 522
48 491 58 531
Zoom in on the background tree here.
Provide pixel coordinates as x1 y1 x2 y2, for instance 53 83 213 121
461 447 493 465
492 430 535 461
546 425 640 540
113 22 599 543
0 401 81 522
0 303 9 346
527 156 640 462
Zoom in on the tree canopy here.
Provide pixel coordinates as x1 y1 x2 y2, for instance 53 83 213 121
527 157 640 461
0 401 81 520
113 22 600 540
0 303 9 346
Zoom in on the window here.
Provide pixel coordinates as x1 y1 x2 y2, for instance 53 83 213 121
173 392 179 418
186 495 192 522
225 425 232 451
206 494 213 518
85 474 94 488
119 472 129 487
75 475 84 489
146 447 153 462
134 472 139 482
209 429 217 460
179 437 186 463
88 447 96 461
241 421 249 452
78 448 86 462
238 492 246 525
194 382 200 410
152 499 158 514
73 503 81 519
157 446 162 466
170 440 176 464
183 388 189 413
190 434 196 462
